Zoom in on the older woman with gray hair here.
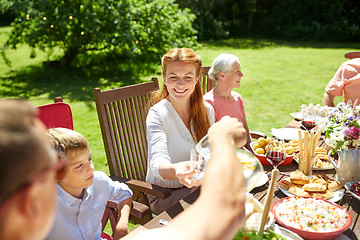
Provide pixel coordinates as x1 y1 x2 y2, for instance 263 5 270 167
203 53 252 152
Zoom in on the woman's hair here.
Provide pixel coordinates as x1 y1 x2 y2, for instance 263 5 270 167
149 48 211 142
46 128 89 158
208 54 240 81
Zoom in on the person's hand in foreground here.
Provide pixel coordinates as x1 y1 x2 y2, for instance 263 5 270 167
168 116 248 240
130 116 247 240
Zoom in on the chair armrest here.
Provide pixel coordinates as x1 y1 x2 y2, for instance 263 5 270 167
103 200 151 231
110 176 172 200
130 201 151 219
104 200 151 220
250 131 267 139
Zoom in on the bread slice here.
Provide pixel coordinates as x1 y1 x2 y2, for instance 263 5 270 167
290 171 310 185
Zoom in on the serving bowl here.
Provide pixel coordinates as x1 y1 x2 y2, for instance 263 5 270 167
271 196 352 240
250 142 294 166
345 181 360 202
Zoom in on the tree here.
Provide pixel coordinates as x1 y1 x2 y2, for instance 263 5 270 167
0 0 198 66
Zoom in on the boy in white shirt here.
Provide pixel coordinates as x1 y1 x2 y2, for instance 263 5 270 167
45 128 133 240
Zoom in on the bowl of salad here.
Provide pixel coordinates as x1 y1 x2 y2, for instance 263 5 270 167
271 196 352 240
235 225 303 240
345 181 360 201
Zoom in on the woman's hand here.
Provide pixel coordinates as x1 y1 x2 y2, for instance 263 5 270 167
175 161 201 188
158 161 201 187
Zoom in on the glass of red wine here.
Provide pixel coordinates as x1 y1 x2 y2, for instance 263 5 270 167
301 114 317 132
266 138 286 170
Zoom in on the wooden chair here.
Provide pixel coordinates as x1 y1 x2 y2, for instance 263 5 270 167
345 51 360 59
200 66 214 93
93 78 171 225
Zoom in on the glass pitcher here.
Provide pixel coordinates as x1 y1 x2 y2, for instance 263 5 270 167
191 134 264 192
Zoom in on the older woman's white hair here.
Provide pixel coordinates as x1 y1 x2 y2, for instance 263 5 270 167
208 54 240 81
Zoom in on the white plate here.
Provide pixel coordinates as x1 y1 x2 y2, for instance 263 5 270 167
291 112 328 123
293 157 335 170
271 128 304 141
290 112 303 120
254 172 268 188
273 224 304 240
277 177 344 203
344 181 360 202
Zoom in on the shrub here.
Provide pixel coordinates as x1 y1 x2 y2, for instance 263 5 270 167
0 0 198 66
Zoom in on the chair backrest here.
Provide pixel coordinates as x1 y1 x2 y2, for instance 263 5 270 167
200 66 213 94
37 97 74 130
345 51 360 59
93 78 159 180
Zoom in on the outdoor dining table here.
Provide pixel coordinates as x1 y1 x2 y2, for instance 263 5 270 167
129 120 360 239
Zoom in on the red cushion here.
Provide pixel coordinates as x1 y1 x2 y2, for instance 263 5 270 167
37 102 74 130
100 232 113 240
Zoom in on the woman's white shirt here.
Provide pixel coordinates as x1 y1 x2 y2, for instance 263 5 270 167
146 99 215 188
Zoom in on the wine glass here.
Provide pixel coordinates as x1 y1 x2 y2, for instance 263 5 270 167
265 138 286 169
301 113 317 132
191 134 264 192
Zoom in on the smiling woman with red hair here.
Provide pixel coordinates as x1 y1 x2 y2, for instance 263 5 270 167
146 48 215 214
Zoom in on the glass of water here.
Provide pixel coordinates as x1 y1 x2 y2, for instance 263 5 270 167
191 134 264 192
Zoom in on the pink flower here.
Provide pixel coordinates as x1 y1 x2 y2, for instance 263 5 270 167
343 127 351 136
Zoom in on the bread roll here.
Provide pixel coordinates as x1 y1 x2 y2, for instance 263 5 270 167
289 185 310 197
328 180 342 192
278 179 292 190
303 183 327 192
290 171 310 185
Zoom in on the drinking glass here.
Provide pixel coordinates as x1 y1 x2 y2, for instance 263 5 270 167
190 148 206 180
265 138 286 169
301 113 317 132
191 134 264 192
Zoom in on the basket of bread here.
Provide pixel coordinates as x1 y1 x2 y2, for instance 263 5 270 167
278 171 342 200
251 137 294 166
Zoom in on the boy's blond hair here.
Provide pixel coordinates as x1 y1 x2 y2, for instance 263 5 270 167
46 128 89 158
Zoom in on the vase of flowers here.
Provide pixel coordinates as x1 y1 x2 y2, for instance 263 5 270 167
318 101 360 184
318 101 360 153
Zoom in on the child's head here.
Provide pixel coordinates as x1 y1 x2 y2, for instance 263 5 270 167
46 128 94 197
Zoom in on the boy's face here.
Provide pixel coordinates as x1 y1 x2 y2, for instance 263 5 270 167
59 148 94 197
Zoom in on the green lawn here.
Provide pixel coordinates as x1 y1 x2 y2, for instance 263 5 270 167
1 26 360 176
1 26 360 235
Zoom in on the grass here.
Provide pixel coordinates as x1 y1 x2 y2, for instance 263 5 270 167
197 39 360 136
1 26 360 235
